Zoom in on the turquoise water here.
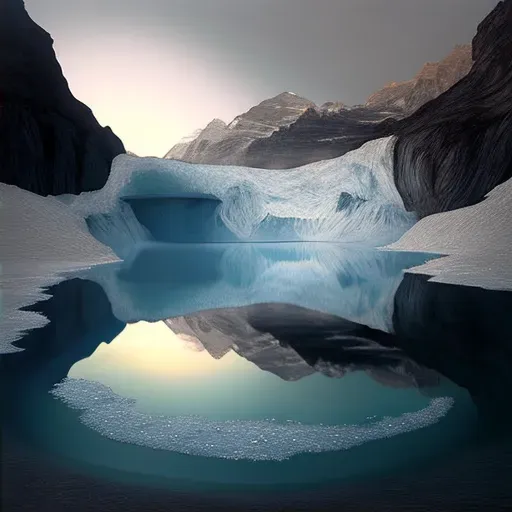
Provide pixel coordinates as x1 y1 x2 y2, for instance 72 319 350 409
1 243 479 492
12 318 476 490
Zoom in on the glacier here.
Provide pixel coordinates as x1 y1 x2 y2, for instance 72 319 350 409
0 136 426 353
70 136 417 256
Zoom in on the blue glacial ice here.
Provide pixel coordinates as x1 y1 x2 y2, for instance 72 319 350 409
70 137 418 257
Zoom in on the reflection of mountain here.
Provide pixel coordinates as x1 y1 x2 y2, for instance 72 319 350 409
166 304 440 388
0 0 125 196
7 266 512 427
165 92 314 164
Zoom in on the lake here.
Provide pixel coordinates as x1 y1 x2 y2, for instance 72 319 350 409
2 242 512 511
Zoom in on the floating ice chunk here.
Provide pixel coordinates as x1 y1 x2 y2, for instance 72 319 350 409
51 378 454 461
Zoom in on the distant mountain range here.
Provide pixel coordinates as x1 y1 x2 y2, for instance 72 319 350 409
165 92 315 164
165 45 472 167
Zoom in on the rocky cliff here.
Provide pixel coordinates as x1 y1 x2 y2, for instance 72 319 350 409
244 106 397 169
245 44 474 170
393 0 512 217
0 0 125 196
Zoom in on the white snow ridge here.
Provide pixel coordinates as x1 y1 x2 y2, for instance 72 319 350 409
387 177 512 290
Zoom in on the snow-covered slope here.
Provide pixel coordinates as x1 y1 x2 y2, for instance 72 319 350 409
0 184 118 351
387 178 512 290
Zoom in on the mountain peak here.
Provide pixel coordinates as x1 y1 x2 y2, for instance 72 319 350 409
366 43 472 114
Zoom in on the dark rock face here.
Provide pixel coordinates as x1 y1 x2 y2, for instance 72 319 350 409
393 0 512 217
244 107 397 169
393 273 512 424
0 0 125 196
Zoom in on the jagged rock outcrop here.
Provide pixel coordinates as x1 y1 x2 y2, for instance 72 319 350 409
165 119 228 161
393 0 512 217
366 45 472 114
164 92 314 164
0 0 125 196
319 101 347 113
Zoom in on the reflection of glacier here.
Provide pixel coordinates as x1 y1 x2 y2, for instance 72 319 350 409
83 243 434 333
52 377 454 461
70 137 417 255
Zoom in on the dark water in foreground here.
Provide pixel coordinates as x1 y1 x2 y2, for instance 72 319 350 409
2 243 512 510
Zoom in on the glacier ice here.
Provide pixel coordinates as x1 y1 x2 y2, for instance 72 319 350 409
387 177 512 290
70 136 417 255
51 377 454 461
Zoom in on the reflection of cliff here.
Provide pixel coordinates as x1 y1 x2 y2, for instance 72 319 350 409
166 303 440 389
393 274 512 423
4 271 512 425
0 0 125 196
83 244 430 333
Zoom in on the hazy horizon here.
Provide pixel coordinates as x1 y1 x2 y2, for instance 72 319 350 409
25 0 499 156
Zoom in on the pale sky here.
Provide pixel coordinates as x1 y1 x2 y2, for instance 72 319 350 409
25 0 498 157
